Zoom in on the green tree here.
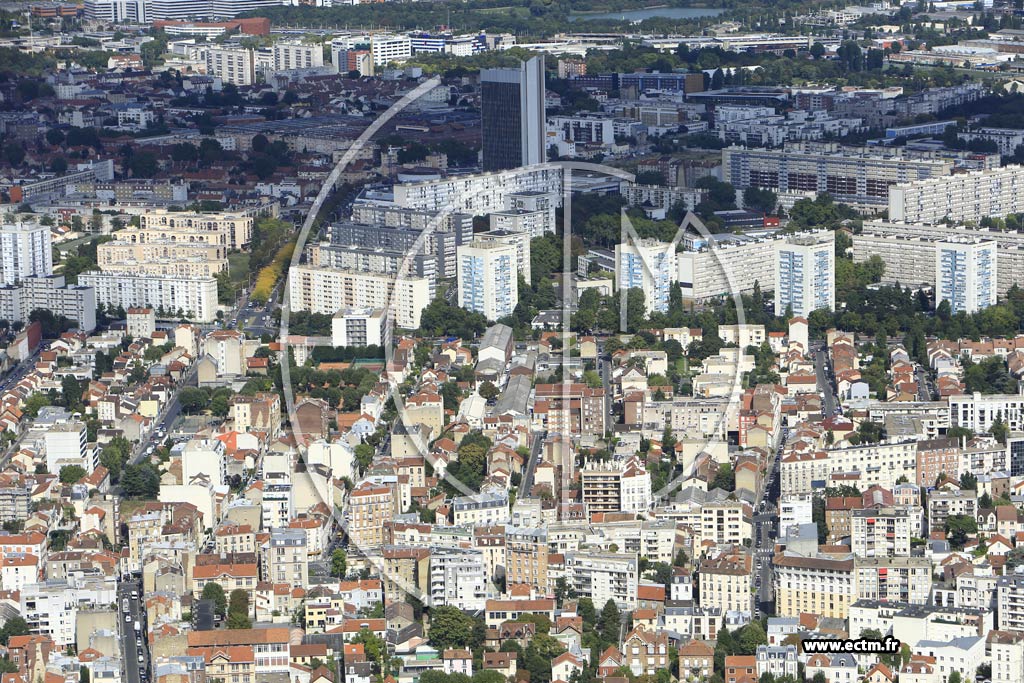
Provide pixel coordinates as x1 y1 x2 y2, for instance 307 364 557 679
201 582 227 617
945 514 978 549
59 464 88 484
428 605 477 650
597 599 621 643
178 387 209 413
121 462 160 499
0 616 29 645
330 548 347 577
227 589 252 629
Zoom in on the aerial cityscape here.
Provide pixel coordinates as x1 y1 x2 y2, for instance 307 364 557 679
4 1 1024 683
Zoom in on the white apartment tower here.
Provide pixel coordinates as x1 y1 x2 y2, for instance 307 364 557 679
616 238 676 315
935 239 997 314
272 41 324 72
774 232 835 317
206 46 255 86
457 239 519 321
0 223 53 285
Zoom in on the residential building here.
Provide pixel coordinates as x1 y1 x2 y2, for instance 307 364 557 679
331 308 389 348
457 239 519 321
267 528 307 586
564 551 639 609
698 550 752 616
889 165 1024 224
854 556 932 604
272 41 323 72
429 547 489 611
774 232 835 317
347 482 394 554
78 272 218 322
580 456 652 515
722 143 953 210
773 551 856 620
137 210 253 250
287 265 430 330
616 239 676 315
935 239 997 314
0 223 52 285
206 46 255 86
850 507 914 557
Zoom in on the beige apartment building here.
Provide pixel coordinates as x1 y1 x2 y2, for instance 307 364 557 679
97 240 228 277
137 210 254 250
774 552 856 620
698 550 752 615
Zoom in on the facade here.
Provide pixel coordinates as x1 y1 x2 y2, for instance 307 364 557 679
935 239 997 314
774 232 835 317
616 238 676 315
137 210 253 250
206 46 255 86
267 528 307 586
78 272 217 322
698 550 752 616
722 143 953 210
854 556 932 604
773 552 856 620
457 240 519 321
564 551 639 609
347 482 394 553
429 547 489 611
389 166 563 217
272 41 323 72
481 56 546 171
475 229 532 283
850 507 914 557
288 265 430 330
0 223 52 286
0 276 96 333
331 308 389 348
580 457 652 515
889 165 1024 224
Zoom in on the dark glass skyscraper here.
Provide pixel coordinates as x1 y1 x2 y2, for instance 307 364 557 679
480 56 545 172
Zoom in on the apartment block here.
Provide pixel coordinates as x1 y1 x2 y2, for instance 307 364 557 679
889 165 1024 224
79 271 217 323
0 223 52 285
928 490 977 533
0 276 96 333
780 440 918 495
774 552 856 620
564 551 639 610
935 239 997 314
854 556 932 604
206 46 255 86
616 238 676 315
457 239 519 321
137 210 253 250
288 265 430 330
850 507 914 557
429 547 489 611
698 550 752 616
722 142 953 210
774 232 835 317
272 41 323 72
580 456 652 515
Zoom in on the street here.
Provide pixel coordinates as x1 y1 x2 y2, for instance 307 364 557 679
520 430 546 494
813 345 838 417
751 429 784 617
118 578 148 683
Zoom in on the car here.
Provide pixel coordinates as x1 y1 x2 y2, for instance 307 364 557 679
125 615 132 623
137 638 143 647
131 590 138 599
138 655 144 664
